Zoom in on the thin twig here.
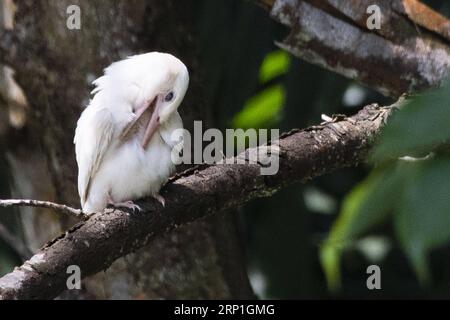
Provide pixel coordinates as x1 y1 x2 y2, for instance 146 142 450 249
0 199 86 218
0 222 33 260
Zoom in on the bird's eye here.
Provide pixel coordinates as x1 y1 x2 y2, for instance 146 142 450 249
165 91 174 102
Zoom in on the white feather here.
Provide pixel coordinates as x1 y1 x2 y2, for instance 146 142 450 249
74 52 188 213
74 107 115 205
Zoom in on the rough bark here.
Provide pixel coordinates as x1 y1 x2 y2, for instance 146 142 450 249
0 102 394 299
0 0 252 299
258 0 450 97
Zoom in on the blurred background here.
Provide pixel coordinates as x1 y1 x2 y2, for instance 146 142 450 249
1 0 450 299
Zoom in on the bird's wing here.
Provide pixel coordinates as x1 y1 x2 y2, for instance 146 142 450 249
74 107 116 205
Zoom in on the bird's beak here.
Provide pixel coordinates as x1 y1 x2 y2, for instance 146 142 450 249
142 98 162 149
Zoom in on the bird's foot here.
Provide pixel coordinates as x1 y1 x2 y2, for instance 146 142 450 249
152 193 166 207
111 200 142 212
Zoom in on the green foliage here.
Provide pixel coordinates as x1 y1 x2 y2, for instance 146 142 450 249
373 83 450 161
321 79 450 290
394 159 450 283
232 50 290 129
259 51 291 83
321 165 401 290
232 84 285 129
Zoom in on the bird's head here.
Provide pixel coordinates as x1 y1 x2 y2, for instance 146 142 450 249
92 52 189 149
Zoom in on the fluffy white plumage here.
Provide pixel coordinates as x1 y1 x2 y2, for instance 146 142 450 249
74 52 189 214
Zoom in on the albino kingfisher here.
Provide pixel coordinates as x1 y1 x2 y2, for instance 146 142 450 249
74 52 189 214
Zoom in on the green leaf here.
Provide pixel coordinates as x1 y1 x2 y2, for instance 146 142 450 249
325 77 450 291
231 50 290 130
320 164 401 291
232 84 285 129
320 244 342 292
394 158 450 285
372 78 450 162
259 50 291 83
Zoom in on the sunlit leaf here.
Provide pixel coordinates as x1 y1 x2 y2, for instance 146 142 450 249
320 244 341 292
232 84 285 129
259 50 291 83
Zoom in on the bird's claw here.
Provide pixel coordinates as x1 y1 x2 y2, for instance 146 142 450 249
112 200 142 212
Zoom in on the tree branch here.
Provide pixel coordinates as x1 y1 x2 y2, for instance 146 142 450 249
258 0 450 97
0 199 86 219
0 102 394 299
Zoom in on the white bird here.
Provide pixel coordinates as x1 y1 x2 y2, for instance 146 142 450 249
74 52 189 214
